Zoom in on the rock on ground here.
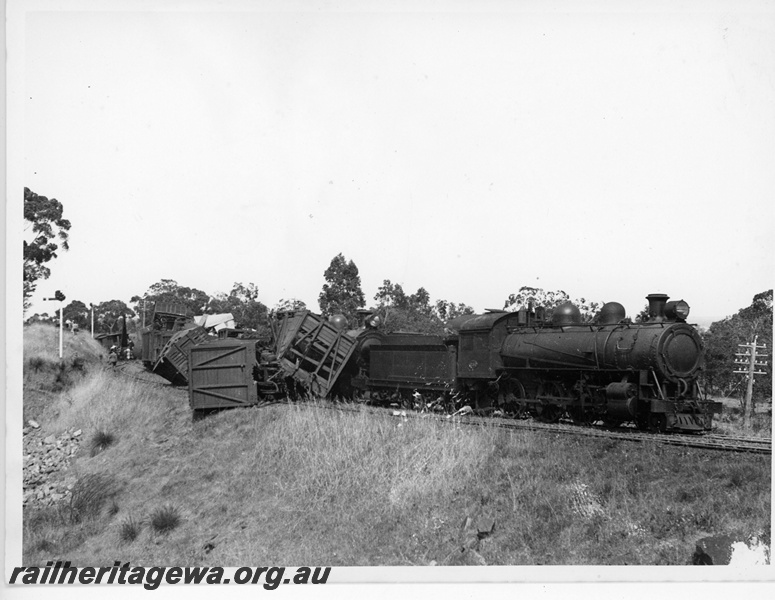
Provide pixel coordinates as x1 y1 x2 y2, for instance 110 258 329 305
23 425 83 508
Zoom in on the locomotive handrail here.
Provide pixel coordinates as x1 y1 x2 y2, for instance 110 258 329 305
522 335 601 366
651 369 667 400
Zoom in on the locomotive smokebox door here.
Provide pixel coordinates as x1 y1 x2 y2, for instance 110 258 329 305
655 324 704 381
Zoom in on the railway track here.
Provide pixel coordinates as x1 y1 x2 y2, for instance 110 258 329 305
114 363 771 455
115 361 172 387
306 401 772 455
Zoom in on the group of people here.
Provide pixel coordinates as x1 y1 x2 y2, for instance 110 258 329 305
107 341 134 368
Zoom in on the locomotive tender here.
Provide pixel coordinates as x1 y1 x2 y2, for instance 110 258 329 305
186 293 721 433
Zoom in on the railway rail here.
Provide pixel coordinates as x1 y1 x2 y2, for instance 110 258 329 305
303 399 772 456
115 361 172 387
114 362 771 455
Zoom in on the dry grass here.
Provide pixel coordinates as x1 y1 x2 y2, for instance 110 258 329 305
64 473 122 524
21 337 771 566
23 323 106 420
23 322 104 366
711 396 772 438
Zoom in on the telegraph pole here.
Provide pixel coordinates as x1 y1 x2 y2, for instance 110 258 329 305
733 336 769 430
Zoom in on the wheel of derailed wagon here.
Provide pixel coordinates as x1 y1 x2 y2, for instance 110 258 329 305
648 413 667 433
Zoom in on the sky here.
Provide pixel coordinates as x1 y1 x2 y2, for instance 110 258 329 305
9 0 775 329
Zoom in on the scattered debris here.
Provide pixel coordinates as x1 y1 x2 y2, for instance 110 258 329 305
447 405 472 418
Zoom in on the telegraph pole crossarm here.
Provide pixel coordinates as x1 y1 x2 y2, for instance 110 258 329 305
735 336 769 430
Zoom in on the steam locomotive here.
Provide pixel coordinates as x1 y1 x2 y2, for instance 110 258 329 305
339 293 721 432
186 293 721 433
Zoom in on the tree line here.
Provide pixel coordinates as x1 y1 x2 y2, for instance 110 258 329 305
23 187 772 402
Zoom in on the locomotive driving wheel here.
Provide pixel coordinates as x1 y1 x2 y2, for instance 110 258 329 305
535 381 565 423
569 382 597 426
498 377 528 419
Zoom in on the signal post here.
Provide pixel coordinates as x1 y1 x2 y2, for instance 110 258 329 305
44 290 66 359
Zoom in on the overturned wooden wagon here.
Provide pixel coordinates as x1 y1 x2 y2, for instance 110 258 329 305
187 310 358 411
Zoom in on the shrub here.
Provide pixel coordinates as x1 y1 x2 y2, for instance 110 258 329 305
52 361 70 391
33 536 56 553
149 505 182 535
27 356 50 373
118 516 142 543
90 430 116 456
70 354 86 372
64 473 120 524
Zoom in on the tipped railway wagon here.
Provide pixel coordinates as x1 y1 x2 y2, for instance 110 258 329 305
182 293 722 433
140 301 219 386
188 310 358 410
153 325 210 386
140 301 191 368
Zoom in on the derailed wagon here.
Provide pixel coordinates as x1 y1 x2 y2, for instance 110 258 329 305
273 310 359 399
188 310 358 411
140 301 191 368
153 325 210 385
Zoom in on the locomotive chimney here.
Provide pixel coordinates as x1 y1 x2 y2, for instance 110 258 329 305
646 293 669 322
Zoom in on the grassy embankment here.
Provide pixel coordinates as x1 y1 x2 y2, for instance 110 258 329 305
22 323 771 566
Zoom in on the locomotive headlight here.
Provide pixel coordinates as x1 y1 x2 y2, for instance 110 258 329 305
665 300 690 322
